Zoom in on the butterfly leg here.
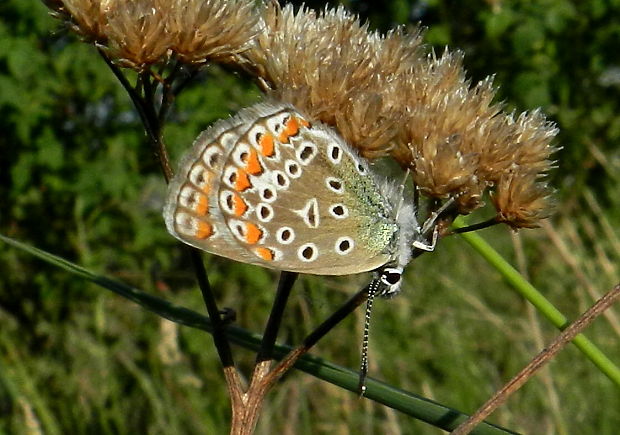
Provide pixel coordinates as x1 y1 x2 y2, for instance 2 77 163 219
412 225 439 252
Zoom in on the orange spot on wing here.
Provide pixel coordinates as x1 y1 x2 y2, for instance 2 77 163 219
245 222 263 244
245 148 263 175
298 117 310 128
278 117 300 143
256 247 274 261
195 194 208 216
232 193 248 216
196 221 213 239
235 168 251 191
259 133 275 157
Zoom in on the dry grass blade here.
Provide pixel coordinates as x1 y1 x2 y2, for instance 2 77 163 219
451 283 620 435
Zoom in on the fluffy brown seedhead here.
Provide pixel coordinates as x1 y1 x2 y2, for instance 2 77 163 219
492 170 555 229
54 0 112 42
243 3 425 158
46 0 559 228
104 1 172 69
166 0 260 64
243 3 558 227
45 0 259 69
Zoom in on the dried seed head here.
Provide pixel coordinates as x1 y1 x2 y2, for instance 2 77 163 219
243 3 424 158
390 52 494 210
44 0 560 228
42 0 71 23
103 0 172 70
166 0 260 64
492 169 555 229
387 48 558 222
511 110 560 172
55 0 114 42
474 109 559 184
409 133 485 212
47 0 259 69
242 4 559 226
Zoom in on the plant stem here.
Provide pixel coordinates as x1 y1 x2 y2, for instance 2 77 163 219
452 283 620 435
256 271 298 365
454 217 620 386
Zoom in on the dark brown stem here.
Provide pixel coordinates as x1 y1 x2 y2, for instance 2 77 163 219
452 283 620 435
451 218 499 234
97 49 158 147
189 250 237 371
172 64 200 98
256 271 298 365
229 283 370 434
269 284 369 385
98 49 241 408
157 59 182 124
230 272 298 433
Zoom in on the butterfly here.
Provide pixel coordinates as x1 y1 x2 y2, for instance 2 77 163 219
163 101 437 392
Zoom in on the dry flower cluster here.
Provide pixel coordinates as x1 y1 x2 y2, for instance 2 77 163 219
45 0 260 67
45 0 559 229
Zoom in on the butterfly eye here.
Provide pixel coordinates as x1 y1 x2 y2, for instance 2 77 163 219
379 267 403 294
384 272 401 285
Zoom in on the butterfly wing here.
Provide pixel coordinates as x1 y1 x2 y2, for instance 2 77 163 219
164 110 260 264
164 103 399 275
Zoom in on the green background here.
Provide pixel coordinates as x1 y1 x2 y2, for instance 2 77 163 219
1 0 619 433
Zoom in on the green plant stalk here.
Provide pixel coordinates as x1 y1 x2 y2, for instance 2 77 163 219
1 234 515 435
453 218 620 386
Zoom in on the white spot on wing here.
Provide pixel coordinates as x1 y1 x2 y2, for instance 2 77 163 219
329 203 349 219
334 236 354 255
327 144 342 164
325 177 344 194
296 141 317 165
256 203 274 222
295 198 319 228
276 226 295 244
189 165 209 189
202 146 222 169
298 243 318 262
285 160 302 178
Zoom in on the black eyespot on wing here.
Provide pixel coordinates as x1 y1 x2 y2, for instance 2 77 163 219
286 162 300 176
301 245 314 259
259 205 271 219
300 146 313 161
281 228 291 241
262 188 274 200
331 146 341 160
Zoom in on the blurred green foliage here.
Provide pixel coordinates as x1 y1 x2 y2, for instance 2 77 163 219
1 0 619 433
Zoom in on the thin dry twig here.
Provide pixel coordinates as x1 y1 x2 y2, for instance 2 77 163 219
451 283 620 435
97 50 247 408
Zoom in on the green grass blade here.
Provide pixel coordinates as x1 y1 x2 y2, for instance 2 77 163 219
453 219 620 386
1 233 516 434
